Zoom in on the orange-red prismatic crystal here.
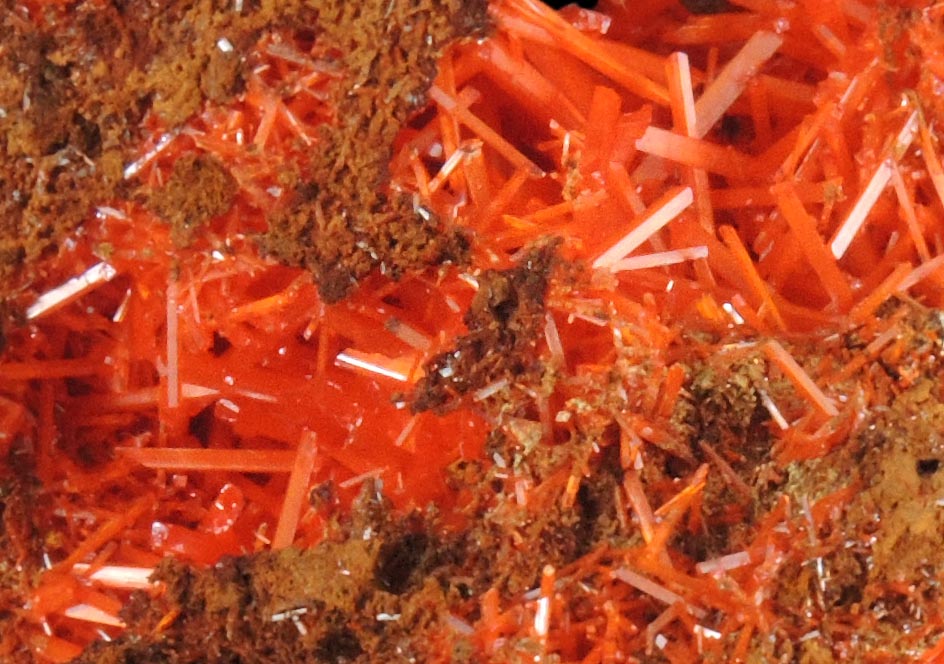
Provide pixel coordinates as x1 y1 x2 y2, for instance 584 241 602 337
3 0 944 661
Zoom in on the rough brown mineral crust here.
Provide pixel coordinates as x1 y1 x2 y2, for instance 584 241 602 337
412 240 559 413
72 489 463 664
0 477 44 663
264 0 489 302
0 1 320 290
0 0 488 303
147 153 238 246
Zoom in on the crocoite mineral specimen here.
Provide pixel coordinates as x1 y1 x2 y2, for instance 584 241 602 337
3 0 944 662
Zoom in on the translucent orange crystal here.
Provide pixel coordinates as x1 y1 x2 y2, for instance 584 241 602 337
4 0 944 661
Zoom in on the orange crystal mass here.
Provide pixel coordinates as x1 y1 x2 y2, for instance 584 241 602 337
3 0 944 661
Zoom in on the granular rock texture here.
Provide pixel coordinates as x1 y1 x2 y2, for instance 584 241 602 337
147 153 238 246
264 0 488 301
0 479 42 660
73 491 469 664
412 241 559 412
0 0 488 302
0 0 311 284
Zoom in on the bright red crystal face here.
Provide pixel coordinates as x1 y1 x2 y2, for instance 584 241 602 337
4 0 944 661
